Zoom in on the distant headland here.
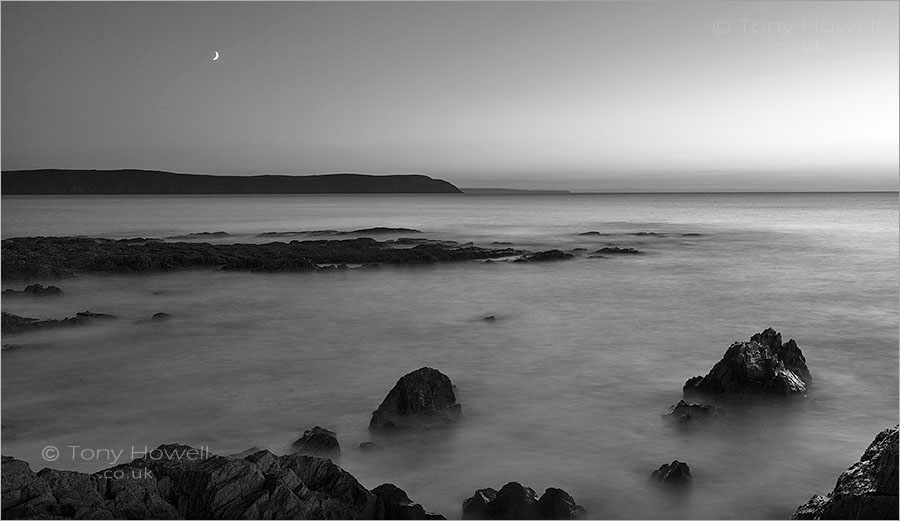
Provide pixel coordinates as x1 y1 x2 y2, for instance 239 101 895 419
0 169 463 194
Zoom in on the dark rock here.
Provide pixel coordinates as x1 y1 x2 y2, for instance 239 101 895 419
463 483 586 520
343 227 421 235
2 284 63 296
682 233 703 237
578 231 601 236
292 426 341 458
1 456 60 519
650 460 692 486
514 250 574 263
2 311 117 335
536 488 587 520
372 483 445 520
632 232 661 236
358 442 380 452
151 312 172 321
683 328 811 396
491 241 514 245
483 315 496 321
167 231 231 240
792 425 898 520
369 367 462 431
663 400 717 422
1 236 524 279
594 247 642 255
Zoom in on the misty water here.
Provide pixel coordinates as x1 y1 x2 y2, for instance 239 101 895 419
2 193 898 519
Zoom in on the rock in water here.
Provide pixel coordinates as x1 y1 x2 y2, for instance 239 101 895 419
151 312 172 321
369 367 462 431
372 483 446 519
792 425 898 520
514 250 574 263
683 328 811 396
462 483 587 520
663 400 717 422
292 426 341 457
650 460 692 486
2 284 63 296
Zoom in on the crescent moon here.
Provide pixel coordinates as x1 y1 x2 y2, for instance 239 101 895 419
212 50 220 61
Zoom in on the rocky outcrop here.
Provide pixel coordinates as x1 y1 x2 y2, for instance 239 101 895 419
650 461 692 486
792 426 898 520
1 237 523 279
2 284 63 296
371 484 445 520
2 444 447 519
663 400 717 423
462 482 586 520
514 250 574 263
292 426 340 458
683 328 811 396
2 311 116 335
369 367 462 431
152 312 172 321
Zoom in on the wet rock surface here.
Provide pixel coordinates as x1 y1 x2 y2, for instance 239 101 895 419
663 400 717 422
792 425 898 520
369 367 462 431
650 461 692 486
462 482 586 519
683 328 811 396
2 444 446 519
514 250 574 263
2 311 117 335
1 236 524 279
292 426 340 458
594 247 642 255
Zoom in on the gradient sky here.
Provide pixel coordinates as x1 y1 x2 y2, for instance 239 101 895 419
2 1 898 191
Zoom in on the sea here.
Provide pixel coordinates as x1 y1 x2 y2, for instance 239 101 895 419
1 192 898 519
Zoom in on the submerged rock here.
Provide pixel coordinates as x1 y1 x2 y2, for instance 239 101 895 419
514 250 574 263
594 247 642 255
151 312 172 321
663 400 717 422
792 425 898 520
650 460 692 486
372 483 445 519
483 315 496 321
369 367 462 431
462 483 586 520
2 284 63 296
683 328 811 396
292 426 341 458
2 311 117 335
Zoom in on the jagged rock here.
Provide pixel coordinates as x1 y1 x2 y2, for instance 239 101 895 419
463 483 586 520
372 483 445 519
536 488 588 519
514 250 574 263
650 460 692 486
1 456 60 518
369 367 462 431
594 247 642 255
2 310 117 335
663 400 717 422
792 425 898 520
292 426 340 457
683 328 811 396
2 284 63 296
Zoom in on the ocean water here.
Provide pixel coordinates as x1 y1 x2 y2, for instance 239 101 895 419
1 193 898 519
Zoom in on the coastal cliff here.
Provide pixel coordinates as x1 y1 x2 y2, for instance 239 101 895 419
0 170 463 194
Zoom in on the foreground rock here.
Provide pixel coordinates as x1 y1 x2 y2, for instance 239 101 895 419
793 425 898 520
1 237 523 279
683 328 811 396
2 311 116 335
462 482 587 519
372 484 445 519
663 400 717 423
2 284 63 296
1 444 445 519
292 426 340 458
650 461 692 486
369 367 462 431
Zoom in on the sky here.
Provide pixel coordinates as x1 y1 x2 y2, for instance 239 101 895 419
2 1 898 191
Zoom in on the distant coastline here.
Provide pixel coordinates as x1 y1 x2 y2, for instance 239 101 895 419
0 169 462 194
